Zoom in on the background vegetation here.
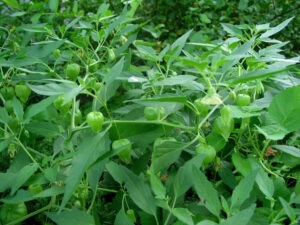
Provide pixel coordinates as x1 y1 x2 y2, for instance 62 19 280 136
0 0 299 225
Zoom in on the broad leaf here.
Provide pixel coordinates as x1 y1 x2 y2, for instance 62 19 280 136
173 154 205 197
260 17 294 38
172 208 194 225
152 138 186 173
268 85 300 132
24 96 56 122
220 204 256 225
29 81 81 96
60 132 108 211
192 166 221 217
10 163 39 195
99 57 124 103
272 145 300 158
106 162 157 216
231 170 257 210
115 208 135 225
47 208 95 225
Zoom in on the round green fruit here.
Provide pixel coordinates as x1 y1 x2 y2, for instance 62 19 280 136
194 98 209 116
15 84 31 103
144 107 165 121
108 48 115 61
66 63 80 81
196 143 216 167
4 100 13 113
112 138 132 163
0 203 27 225
236 94 251 106
53 49 61 58
1 86 15 100
86 111 104 133
27 184 43 194
54 95 72 114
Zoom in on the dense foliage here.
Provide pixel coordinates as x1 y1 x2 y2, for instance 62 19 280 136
0 1 300 225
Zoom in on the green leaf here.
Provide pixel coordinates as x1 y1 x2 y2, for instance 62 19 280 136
10 11 26 17
1 189 34 204
10 163 39 195
192 166 221 217
60 132 108 211
12 97 23 120
3 0 21 10
260 17 294 38
232 152 252 177
230 170 257 210
0 138 12 153
252 163 274 200
272 145 300 158
19 23 48 33
279 197 296 222
115 208 135 225
25 121 62 138
0 172 14 192
256 124 288 140
24 96 56 122
268 85 300 132
197 221 218 225
100 57 124 103
47 208 95 225
221 23 243 38
166 30 192 66
173 154 205 197
152 75 198 87
231 68 287 84
135 45 159 62
220 204 256 225
0 107 10 124
149 167 166 199
34 186 64 198
49 0 58 12
106 161 157 216
133 95 188 104
0 57 42 67
28 81 81 96
228 105 262 118
172 208 194 225
18 40 64 59
152 138 186 173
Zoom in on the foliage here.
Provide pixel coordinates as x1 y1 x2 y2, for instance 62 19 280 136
0 1 300 225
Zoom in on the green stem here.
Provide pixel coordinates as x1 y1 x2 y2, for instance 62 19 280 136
13 136 44 172
97 187 118 193
164 196 177 225
6 201 55 225
111 119 195 131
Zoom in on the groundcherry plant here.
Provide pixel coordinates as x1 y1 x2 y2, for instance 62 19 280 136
0 1 299 225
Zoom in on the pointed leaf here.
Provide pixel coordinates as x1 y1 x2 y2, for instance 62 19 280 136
60 132 108 211
268 85 300 132
220 204 256 225
173 154 205 197
172 208 194 225
10 163 39 195
24 96 56 122
106 162 157 216
272 145 300 158
279 197 296 221
260 17 294 38
114 208 135 225
192 166 221 216
152 138 186 173
47 208 95 225
231 170 257 210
